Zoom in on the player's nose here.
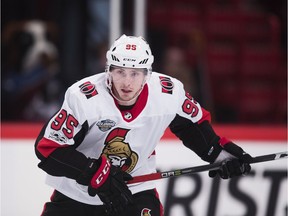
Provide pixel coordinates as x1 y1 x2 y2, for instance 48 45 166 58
123 74 133 85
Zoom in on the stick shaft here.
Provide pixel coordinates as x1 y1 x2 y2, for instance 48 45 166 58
127 151 288 184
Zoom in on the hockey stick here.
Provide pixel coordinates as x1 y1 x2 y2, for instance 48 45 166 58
127 151 288 184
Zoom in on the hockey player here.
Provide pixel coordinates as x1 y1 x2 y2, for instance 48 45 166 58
35 34 252 216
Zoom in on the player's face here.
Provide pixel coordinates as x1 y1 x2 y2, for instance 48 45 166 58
110 66 146 105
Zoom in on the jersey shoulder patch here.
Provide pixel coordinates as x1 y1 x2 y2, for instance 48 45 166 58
78 81 98 99
159 75 174 94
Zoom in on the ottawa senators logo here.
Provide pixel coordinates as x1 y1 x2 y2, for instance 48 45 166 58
141 208 151 216
79 81 98 99
159 76 174 94
101 128 138 173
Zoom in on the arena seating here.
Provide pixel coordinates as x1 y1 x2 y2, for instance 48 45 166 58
147 0 286 123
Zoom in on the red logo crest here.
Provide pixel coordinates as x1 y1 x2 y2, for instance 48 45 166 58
79 81 97 99
141 208 151 216
159 76 174 94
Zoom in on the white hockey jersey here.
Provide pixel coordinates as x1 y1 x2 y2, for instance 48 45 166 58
36 71 204 205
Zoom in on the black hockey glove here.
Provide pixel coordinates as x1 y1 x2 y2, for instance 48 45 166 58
87 156 133 216
209 139 253 179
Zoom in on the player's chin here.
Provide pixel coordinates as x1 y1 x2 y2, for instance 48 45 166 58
120 92 134 100
121 96 133 101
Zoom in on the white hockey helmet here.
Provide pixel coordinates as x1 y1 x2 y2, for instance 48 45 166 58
106 34 154 74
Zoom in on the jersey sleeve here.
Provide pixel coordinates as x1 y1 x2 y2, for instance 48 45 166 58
169 79 226 163
34 86 91 182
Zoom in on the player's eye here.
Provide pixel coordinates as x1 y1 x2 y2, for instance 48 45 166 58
115 69 125 75
131 72 138 77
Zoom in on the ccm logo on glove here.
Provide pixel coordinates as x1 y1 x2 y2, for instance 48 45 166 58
91 156 111 188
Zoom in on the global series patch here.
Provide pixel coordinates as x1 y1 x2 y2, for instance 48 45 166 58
96 119 116 132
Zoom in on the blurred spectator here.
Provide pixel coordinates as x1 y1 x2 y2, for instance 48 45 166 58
86 0 109 75
256 0 287 57
161 47 200 99
1 20 63 121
